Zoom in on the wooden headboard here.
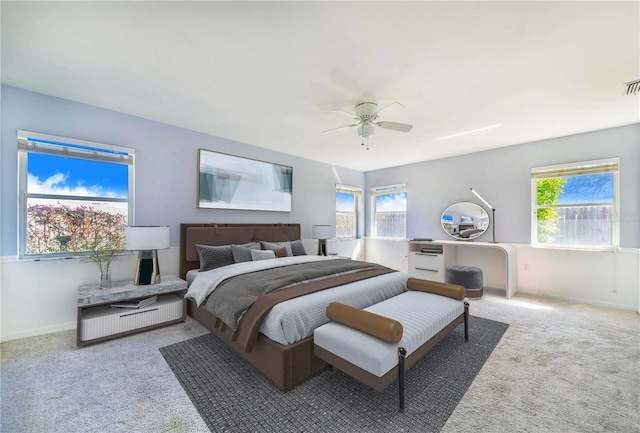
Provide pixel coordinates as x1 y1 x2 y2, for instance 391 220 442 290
179 223 301 279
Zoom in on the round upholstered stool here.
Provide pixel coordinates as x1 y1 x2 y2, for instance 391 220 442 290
446 266 484 298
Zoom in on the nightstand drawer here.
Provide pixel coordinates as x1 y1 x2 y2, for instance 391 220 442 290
80 295 183 342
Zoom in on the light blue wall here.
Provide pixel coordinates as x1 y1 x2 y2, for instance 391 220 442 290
365 124 640 248
0 85 364 256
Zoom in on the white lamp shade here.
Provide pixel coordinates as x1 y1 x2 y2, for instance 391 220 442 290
126 226 170 250
312 225 334 240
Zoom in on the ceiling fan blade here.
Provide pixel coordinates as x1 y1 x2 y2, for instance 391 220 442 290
331 108 358 119
374 102 405 117
322 123 359 133
376 121 413 132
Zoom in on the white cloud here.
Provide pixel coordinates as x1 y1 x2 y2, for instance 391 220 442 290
377 194 407 212
28 172 124 198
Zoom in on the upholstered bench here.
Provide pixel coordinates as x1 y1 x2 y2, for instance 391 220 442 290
314 278 469 412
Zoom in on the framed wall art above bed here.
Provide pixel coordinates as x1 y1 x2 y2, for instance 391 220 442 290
197 149 293 212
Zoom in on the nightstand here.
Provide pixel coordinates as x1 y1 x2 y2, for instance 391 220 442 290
77 275 187 346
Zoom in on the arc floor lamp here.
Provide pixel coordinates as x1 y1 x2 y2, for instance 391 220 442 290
470 188 496 243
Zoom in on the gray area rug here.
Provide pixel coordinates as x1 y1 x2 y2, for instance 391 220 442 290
160 316 508 433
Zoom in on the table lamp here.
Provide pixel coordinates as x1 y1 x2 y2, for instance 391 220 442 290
126 226 170 285
312 225 334 256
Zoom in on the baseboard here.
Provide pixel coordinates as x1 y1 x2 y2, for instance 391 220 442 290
1 321 76 343
516 289 638 312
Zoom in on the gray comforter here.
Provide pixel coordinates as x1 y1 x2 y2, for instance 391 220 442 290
204 259 388 330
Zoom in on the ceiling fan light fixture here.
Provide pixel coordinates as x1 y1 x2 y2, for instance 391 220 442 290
323 101 411 150
358 124 375 138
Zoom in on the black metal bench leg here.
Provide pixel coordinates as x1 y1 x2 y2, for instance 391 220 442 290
464 301 470 341
398 347 407 413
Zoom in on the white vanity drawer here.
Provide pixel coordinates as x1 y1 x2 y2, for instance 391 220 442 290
409 252 445 282
410 252 443 269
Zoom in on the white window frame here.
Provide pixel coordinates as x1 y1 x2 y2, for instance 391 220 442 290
335 184 361 238
531 157 619 251
371 183 407 239
17 130 135 259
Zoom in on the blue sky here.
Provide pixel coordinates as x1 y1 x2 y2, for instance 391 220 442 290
375 192 407 212
336 192 355 212
337 191 407 213
557 173 613 204
28 154 128 198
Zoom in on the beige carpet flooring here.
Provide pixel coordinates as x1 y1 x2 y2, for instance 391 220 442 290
1 289 639 433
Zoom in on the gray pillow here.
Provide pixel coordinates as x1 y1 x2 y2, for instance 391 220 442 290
231 242 260 263
240 242 261 249
250 249 276 261
290 239 307 256
195 244 234 272
261 241 293 257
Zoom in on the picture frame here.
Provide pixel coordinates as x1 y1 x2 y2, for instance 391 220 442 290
197 149 292 212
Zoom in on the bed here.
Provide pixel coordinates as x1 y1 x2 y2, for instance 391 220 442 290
180 223 411 390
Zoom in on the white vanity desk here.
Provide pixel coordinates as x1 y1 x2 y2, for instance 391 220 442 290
408 239 517 299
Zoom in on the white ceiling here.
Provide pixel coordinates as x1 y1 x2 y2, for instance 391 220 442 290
2 1 638 172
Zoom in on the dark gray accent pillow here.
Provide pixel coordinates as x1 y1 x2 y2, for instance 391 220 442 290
273 247 288 258
195 244 235 272
231 242 261 263
290 239 307 256
261 241 293 257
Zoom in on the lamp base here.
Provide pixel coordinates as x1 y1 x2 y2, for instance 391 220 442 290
317 239 327 256
134 250 161 285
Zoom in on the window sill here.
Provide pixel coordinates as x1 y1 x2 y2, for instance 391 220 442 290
15 251 136 262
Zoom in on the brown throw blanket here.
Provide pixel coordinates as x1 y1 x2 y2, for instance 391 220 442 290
203 259 395 351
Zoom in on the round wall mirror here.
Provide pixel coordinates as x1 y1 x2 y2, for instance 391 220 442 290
441 202 490 240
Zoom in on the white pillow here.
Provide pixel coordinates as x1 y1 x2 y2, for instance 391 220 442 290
250 249 276 261
261 241 293 257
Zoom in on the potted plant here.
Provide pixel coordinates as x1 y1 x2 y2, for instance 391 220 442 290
82 231 125 289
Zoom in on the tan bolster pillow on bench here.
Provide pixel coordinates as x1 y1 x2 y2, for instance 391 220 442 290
407 278 466 300
326 302 403 344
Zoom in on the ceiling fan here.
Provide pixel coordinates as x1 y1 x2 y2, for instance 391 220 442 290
323 102 413 149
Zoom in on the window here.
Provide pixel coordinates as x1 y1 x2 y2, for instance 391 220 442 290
335 184 361 238
18 131 134 259
531 158 619 250
371 184 407 238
